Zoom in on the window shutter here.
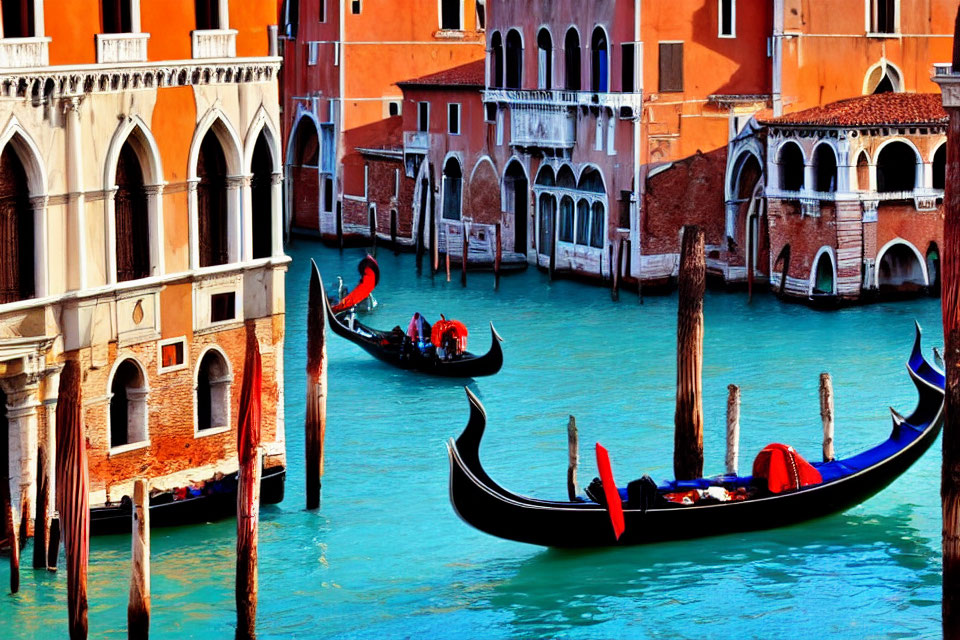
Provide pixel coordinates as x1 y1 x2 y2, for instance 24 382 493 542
658 43 683 92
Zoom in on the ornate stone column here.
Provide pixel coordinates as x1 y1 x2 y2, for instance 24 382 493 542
63 96 86 290
3 378 42 538
227 175 248 263
144 183 166 276
31 195 49 298
238 173 254 262
187 178 200 269
271 172 283 257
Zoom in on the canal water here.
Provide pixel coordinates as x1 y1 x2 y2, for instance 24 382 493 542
0 239 946 639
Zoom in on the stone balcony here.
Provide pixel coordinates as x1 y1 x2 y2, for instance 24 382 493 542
403 130 432 155
96 32 150 64
0 37 50 69
483 88 644 112
191 29 237 59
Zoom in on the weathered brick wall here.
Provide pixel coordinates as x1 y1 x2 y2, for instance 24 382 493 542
874 202 943 262
364 156 416 240
79 316 283 503
465 159 500 225
767 198 839 283
642 147 727 256
291 165 320 231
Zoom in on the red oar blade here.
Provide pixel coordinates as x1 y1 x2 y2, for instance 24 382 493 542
595 443 625 540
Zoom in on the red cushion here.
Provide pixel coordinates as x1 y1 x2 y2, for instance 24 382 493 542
752 443 822 494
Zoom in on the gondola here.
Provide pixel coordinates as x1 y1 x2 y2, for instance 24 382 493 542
321 271 504 378
89 465 286 535
447 325 944 548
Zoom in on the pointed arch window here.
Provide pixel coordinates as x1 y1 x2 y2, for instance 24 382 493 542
491 32 503 88
565 28 581 91
505 29 523 89
114 142 150 281
197 132 229 267
537 28 552 90
591 27 608 93
251 132 274 259
0 146 34 304
442 157 462 220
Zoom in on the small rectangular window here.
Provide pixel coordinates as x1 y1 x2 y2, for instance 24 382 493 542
319 0 325 22
307 42 319 65
484 103 496 123
103 0 133 33
324 177 334 212
158 337 188 373
2 0 35 37
719 0 735 37
195 0 220 30
658 42 684 93
621 44 635 93
448 103 461 135
388 101 401 117
418 102 430 132
869 0 896 34
210 292 236 323
619 192 632 229
351 0 361 14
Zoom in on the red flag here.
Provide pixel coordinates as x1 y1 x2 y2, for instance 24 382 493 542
595 443 625 541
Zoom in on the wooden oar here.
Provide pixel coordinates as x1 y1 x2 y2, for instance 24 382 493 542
595 443 625 541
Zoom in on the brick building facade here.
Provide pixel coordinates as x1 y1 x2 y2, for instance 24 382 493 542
0 0 288 539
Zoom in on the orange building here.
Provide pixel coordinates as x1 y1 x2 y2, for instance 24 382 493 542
0 0 288 541
279 0 486 239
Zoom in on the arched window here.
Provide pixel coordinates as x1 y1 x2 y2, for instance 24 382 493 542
590 201 605 248
441 0 461 30
197 131 229 267
565 28 581 91
491 32 503 89
537 28 552 90
289 116 320 230
442 157 462 220
196 349 231 432
927 241 941 294
0 145 34 304
856 150 870 190
876 141 917 192
813 251 834 295
934 144 946 190
110 359 148 449
878 243 926 291
251 131 274 259
558 196 574 243
538 192 555 255
102 0 132 33
556 165 576 190
590 27 608 93
535 164 555 187
813 144 837 192
865 63 902 94
504 160 528 253
114 141 150 282
578 167 605 194
576 199 590 245
778 142 804 191
506 29 523 89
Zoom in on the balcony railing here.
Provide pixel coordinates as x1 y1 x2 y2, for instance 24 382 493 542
191 29 237 59
509 103 576 149
0 37 50 69
766 187 943 213
484 88 644 112
96 33 149 64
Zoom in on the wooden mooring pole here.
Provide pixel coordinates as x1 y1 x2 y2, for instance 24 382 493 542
127 479 150 640
726 384 740 475
611 240 621 302
3 476 19 594
56 360 89 640
461 221 469 287
34 375 57 571
938 15 960 636
236 328 263 640
820 373 835 462
674 225 705 481
567 416 579 501
306 260 327 510
494 223 502 290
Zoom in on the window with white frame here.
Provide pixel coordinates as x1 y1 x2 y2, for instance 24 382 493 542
158 336 188 374
307 41 318 65
440 0 462 30
319 0 326 22
196 348 231 433
418 102 430 132
868 0 896 35
388 100 401 117
1 0 37 37
109 358 149 450
484 103 496 123
448 103 461 135
719 0 735 38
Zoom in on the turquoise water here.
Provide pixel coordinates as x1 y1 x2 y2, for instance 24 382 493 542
0 240 946 639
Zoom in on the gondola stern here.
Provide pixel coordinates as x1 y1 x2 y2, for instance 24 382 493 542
455 387 489 469
489 322 503 344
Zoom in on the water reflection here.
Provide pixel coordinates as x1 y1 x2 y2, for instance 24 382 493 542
469 506 936 638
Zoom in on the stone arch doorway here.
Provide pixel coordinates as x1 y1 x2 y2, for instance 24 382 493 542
927 242 940 297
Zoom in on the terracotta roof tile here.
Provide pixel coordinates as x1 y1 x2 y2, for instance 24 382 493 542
761 93 947 127
398 60 485 89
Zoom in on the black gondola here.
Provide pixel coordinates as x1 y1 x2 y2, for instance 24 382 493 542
447 325 944 548
89 465 285 535
321 272 504 378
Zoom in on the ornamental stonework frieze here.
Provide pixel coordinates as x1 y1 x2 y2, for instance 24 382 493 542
0 59 279 102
